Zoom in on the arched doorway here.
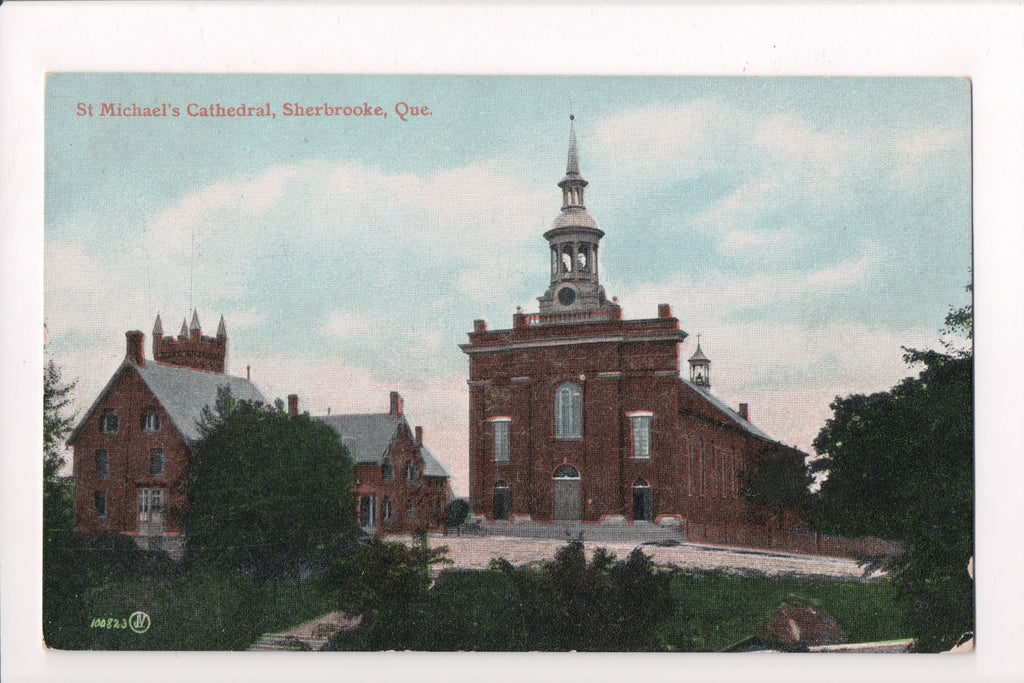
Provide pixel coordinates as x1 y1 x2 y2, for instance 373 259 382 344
553 465 582 521
632 479 653 522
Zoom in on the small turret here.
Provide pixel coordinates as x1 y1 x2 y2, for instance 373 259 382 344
190 309 202 339
688 336 711 389
178 319 189 339
153 312 163 337
216 315 227 339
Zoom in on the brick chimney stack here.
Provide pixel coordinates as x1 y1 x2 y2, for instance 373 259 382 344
288 394 299 417
126 331 146 367
658 303 672 319
415 426 423 446
739 403 749 421
390 391 403 417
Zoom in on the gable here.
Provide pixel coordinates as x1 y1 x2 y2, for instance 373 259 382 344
678 377 774 442
68 360 267 447
314 413 402 465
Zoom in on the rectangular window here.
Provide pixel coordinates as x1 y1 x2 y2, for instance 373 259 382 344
95 492 107 519
493 419 511 463
100 412 119 434
96 451 109 480
630 413 652 459
686 442 693 496
150 450 165 477
701 442 707 497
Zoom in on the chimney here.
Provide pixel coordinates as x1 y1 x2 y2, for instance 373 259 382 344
473 319 487 334
658 303 672 319
288 394 299 417
126 331 146 367
246 365 251 381
389 391 403 417
739 403 749 421
415 426 423 446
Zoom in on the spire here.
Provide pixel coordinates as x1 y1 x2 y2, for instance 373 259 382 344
179 319 189 339
216 314 227 338
190 308 201 333
565 114 581 178
153 312 163 336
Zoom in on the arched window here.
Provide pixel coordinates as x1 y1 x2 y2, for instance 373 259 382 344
406 461 419 483
382 457 394 482
632 479 653 522
554 383 583 439
493 481 511 521
382 497 393 523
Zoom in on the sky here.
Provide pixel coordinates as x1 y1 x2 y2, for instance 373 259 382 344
44 74 971 496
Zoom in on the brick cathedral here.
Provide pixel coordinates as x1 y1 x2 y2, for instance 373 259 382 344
461 118 806 536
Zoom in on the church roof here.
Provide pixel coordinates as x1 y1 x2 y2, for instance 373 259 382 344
680 376 772 442
68 359 267 446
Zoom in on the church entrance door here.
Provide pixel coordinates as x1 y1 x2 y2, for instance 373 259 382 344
553 465 582 521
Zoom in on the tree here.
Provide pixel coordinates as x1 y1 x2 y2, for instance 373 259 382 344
184 390 359 578
810 296 973 651
739 447 813 529
42 356 81 646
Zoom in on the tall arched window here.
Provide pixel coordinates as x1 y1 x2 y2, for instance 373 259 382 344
554 383 583 439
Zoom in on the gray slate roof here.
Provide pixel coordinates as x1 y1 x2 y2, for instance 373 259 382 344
135 362 266 442
314 413 402 466
680 377 774 442
420 446 451 478
314 413 451 479
69 359 267 446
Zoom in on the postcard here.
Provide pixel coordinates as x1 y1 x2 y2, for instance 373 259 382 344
4 4 1022 682
39 72 972 655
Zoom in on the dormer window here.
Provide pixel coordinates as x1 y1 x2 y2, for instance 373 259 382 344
100 412 119 434
142 411 161 433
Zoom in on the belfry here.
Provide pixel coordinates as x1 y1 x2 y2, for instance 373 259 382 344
537 116 617 315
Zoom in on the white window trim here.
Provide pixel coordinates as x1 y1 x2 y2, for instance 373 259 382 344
628 411 654 459
488 417 512 463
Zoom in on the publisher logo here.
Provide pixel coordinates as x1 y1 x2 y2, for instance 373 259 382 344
128 611 151 634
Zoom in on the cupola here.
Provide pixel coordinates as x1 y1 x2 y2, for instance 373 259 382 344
689 336 711 389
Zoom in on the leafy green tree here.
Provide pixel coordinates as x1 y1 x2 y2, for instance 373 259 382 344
811 297 973 651
739 447 813 529
42 356 81 647
443 498 471 531
184 390 359 578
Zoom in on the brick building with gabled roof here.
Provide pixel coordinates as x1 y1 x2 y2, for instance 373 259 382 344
68 312 265 554
314 391 452 535
460 118 808 542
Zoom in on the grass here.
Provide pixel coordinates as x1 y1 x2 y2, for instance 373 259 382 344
662 571 904 652
48 567 333 651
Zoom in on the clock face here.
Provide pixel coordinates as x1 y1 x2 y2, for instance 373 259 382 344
558 287 576 306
